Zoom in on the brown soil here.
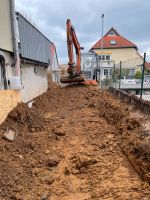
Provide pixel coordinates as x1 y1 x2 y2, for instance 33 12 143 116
0 80 150 200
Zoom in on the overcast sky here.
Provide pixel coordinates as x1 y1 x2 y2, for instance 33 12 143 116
15 0 150 64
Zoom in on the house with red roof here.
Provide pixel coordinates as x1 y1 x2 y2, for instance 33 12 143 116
90 27 143 78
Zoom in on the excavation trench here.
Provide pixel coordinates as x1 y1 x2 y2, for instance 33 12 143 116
0 81 150 200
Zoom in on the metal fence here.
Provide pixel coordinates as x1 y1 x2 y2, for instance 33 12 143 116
140 53 150 101
111 53 150 102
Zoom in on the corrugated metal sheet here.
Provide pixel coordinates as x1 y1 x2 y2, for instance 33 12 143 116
17 13 51 64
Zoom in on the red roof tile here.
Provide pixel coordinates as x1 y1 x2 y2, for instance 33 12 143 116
145 62 150 70
90 27 137 50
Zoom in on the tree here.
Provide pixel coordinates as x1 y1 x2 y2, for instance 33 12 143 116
121 69 130 77
135 70 142 79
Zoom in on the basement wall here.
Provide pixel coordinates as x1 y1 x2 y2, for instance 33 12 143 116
0 50 48 124
21 64 48 102
0 90 21 124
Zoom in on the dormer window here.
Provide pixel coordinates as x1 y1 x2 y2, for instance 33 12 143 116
110 40 117 45
108 31 116 36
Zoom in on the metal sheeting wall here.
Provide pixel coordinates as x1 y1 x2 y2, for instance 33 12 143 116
17 13 51 64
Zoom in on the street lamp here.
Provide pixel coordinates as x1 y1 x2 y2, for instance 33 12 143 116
100 13 104 88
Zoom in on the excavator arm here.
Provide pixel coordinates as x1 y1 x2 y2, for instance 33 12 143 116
67 19 82 75
60 19 85 83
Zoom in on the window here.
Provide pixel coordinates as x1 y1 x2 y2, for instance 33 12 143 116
106 55 110 60
108 31 116 36
102 55 105 60
99 54 111 61
109 69 113 75
129 69 135 76
104 69 108 76
110 40 117 45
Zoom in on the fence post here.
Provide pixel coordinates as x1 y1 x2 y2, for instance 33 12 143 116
113 63 116 88
140 53 146 99
119 61 122 90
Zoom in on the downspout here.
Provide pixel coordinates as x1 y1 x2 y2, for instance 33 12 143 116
9 0 20 76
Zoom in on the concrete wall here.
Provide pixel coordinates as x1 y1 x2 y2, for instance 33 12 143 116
21 64 48 102
0 90 21 124
0 0 13 52
95 48 142 65
109 87 150 115
0 49 48 102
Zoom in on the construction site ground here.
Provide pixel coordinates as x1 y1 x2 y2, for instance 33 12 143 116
0 80 150 200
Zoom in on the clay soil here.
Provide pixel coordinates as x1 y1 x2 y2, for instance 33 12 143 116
0 81 150 200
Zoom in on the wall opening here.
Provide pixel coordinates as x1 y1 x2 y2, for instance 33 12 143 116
0 54 7 90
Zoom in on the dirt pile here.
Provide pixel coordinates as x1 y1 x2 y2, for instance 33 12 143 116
97 90 150 183
0 102 45 134
0 79 59 133
0 81 150 199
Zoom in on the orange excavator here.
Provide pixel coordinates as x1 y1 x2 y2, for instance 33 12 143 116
60 19 86 83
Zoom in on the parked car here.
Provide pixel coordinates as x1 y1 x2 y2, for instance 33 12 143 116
120 76 137 85
135 75 150 83
144 75 150 83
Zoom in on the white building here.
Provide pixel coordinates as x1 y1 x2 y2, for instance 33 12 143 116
81 52 95 80
0 0 59 103
49 43 59 83
0 0 59 123
81 52 115 81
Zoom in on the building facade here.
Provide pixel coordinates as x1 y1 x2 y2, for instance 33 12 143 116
0 0 59 103
81 53 95 80
90 27 143 77
0 0 59 123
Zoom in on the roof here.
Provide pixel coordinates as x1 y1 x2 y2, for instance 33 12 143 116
16 12 52 44
145 62 150 70
90 27 137 50
137 52 150 71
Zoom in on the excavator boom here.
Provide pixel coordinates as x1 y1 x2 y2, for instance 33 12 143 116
60 19 85 83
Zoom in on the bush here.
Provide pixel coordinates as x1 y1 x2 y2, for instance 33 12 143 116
135 70 142 79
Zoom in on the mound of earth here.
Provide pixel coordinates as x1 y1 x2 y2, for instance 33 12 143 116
0 81 150 200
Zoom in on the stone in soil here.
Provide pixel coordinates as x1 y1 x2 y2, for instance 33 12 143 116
2 129 16 141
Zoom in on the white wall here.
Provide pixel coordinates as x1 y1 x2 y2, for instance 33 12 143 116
21 64 48 102
81 54 94 70
0 50 48 102
50 49 60 83
0 0 13 52
52 50 59 71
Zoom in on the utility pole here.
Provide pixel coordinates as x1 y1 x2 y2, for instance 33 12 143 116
140 53 146 99
100 13 104 88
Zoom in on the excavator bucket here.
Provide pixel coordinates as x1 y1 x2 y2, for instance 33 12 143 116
60 75 85 83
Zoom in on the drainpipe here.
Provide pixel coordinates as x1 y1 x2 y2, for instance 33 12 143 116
9 0 20 76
